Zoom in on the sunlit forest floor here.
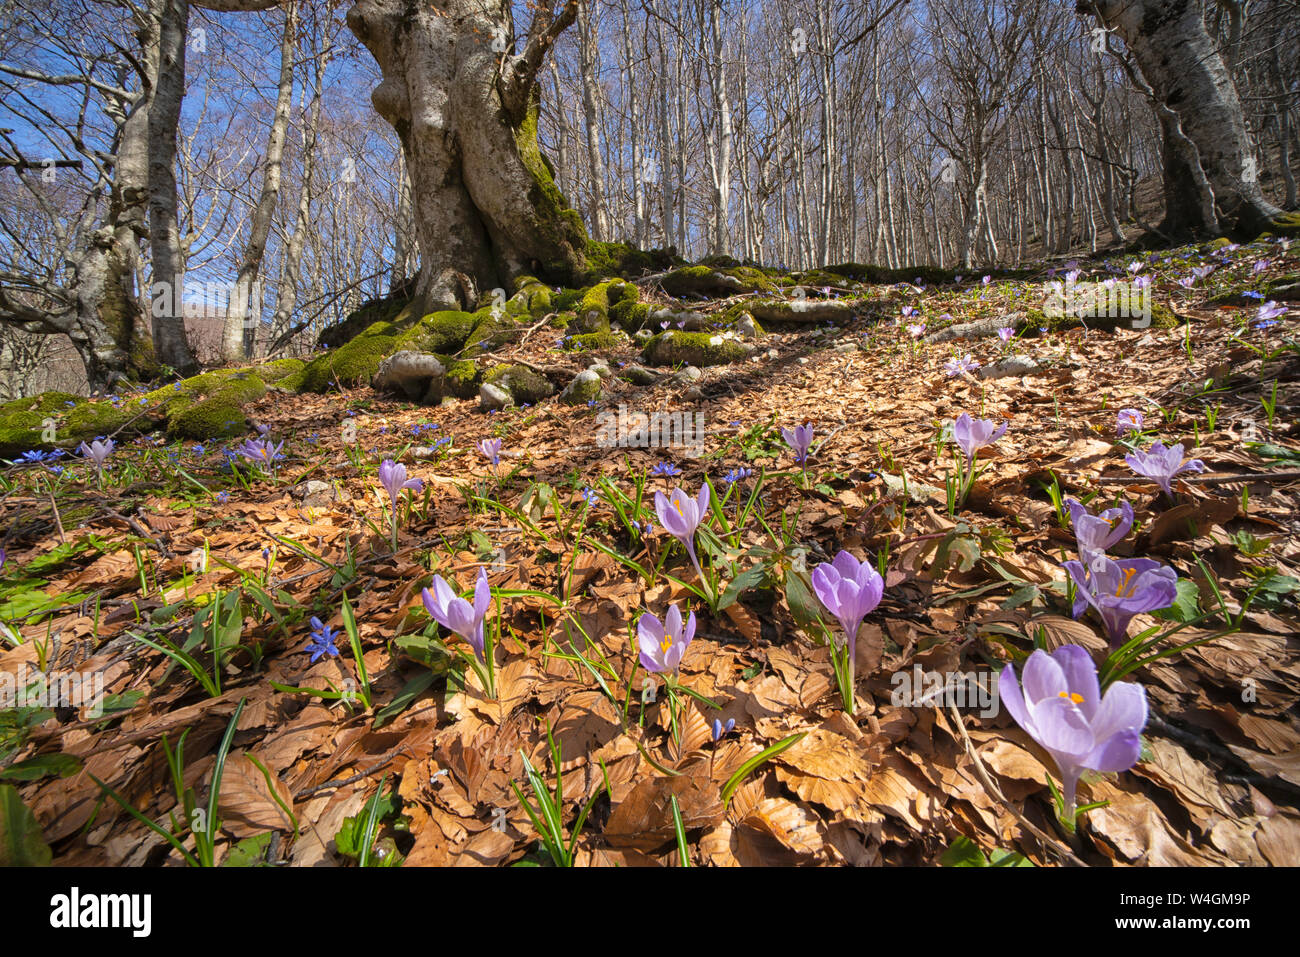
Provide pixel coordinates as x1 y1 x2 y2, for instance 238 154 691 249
2 237 1297 866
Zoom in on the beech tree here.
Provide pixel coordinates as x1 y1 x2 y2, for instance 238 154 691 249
346 0 587 312
1081 0 1289 238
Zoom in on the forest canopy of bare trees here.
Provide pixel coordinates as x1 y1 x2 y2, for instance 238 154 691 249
1 0 1297 394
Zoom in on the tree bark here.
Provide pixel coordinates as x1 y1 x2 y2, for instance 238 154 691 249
147 0 200 376
220 1 298 362
346 0 586 312
1083 0 1284 238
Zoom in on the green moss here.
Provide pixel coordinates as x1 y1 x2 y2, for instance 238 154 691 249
514 93 587 284
659 265 776 297
484 363 554 404
0 392 81 458
582 241 678 282
560 370 602 406
398 310 479 354
642 331 752 367
166 373 267 441
317 291 413 350
553 288 583 312
299 334 398 393
464 309 518 352
436 355 481 398
573 279 635 334
1267 211 1300 237
610 299 650 331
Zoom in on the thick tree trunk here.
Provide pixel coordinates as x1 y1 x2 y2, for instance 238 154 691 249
1084 0 1283 238
147 0 200 375
347 0 586 312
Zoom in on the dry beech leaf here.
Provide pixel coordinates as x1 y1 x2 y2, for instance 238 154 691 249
217 752 296 837
604 775 723 851
742 797 824 857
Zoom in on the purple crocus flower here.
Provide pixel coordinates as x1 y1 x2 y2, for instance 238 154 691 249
996 326 1015 343
1065 497 1133 566
476 438 502 467
78 438 114 486
421 567 492 663
78 437 114 470
378 459 422 506
1062 555 1179 646
1257 301 1286 322
781 423 814 465
906 322 926 338
234 437 285 468
1115 408 1143 436
655 484 710 577
0 548 6 573
944 354 980 377
637 603 695 674
1124 442 1206 496
999 645 1147 820
811 550 884 657
951 413 1007 467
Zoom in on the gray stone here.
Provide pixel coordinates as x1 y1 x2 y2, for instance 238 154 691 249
479 382 514 411
560 369 602 405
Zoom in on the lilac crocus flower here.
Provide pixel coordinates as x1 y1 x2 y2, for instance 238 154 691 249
1257 301 1286 322
999 645 1147 819
1124 442 1206 497
1062 555 1179 646
944 354 980 377
996 326 1015 343
378 459 422 505
421 567 492 663
1065 497 1133 566
1115 408 1143 436
951 413 1007 467
655 484 710 578
78 437 114 470
906 323 927 338
781 423 814 465
476 438 502 467
0 548 6 573
637 603 695 675
234 437 285 469
811 550 884 656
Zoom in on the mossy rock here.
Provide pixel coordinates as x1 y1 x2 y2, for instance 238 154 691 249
298 333 399 393
438 355 482 399
747 298 856 324
553 289 583 312
573 279 637 334
511 276 553 316
0 392 82 459
610 299 650 331
317 290 414 350
166 372 267 441
582 241 678 282
484 363 554 405
398 310 480 355
659 265 776 297
559 369 602 406
642 331 754 367
464 309 519 353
